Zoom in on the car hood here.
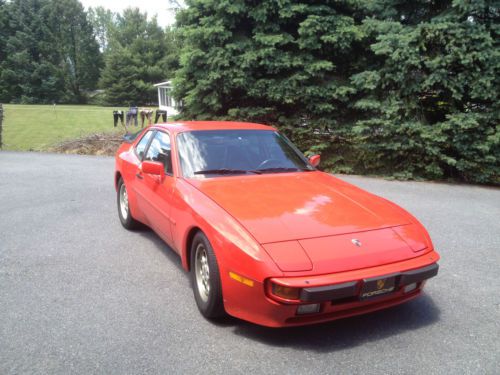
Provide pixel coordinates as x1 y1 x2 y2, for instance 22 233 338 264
186 171 412 244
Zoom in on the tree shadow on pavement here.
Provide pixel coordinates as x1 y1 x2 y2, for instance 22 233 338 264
226 295 440 352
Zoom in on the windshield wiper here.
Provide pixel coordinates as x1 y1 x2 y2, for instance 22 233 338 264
193 168 260 175
252 167 313 173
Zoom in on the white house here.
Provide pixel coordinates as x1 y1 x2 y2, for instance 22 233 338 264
154 81 179 116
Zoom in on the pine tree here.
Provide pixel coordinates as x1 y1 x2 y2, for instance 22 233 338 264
352 0 499 182
99 45 142 106
0 0 8 65
0 0 102 103
0 0 64 103
100 8 171 105
174 0 499 183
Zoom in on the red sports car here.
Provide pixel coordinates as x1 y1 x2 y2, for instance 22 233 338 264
114 121 439 327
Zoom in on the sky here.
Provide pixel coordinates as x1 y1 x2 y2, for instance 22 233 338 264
79 0 180 27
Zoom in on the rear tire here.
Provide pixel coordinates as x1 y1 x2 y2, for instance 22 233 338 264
191 232 225 318
117 177 139 230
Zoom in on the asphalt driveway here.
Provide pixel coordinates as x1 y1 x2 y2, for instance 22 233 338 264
0 152 498 374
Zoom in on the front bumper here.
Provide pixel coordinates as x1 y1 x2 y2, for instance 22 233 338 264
223 250 440 327
299 263 438 303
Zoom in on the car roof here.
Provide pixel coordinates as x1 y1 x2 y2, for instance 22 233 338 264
150 121 277 134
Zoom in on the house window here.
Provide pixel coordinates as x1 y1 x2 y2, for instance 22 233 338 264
159 87 175 108
160 88 166 107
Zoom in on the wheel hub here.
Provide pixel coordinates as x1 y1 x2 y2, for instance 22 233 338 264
195 244 210 302
119 184 129 219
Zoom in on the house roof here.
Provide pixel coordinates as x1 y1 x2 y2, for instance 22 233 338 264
153 81 173 87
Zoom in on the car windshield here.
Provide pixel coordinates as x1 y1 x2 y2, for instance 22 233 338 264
177 130 314 177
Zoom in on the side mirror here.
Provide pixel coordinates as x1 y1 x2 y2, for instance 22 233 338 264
308 154 321 168
141 161 164 177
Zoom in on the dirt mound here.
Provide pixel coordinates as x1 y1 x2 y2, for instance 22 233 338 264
49 132 125 156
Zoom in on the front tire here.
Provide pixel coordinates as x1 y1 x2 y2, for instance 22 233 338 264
117 177 139 230
191 232 225 318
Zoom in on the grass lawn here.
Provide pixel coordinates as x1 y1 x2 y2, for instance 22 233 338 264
0 104 140 151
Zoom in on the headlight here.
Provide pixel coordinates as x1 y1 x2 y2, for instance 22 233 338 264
266 280 302 303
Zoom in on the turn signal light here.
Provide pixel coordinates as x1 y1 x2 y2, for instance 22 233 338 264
229 272 254 287
272 283 301 301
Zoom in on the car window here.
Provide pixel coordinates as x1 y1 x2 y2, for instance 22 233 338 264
144 131 173 174
177 130 313 177
135 130 154 160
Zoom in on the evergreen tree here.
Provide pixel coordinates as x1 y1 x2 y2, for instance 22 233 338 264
0 0 101 103
174 1 378 167
99 45 142 105
100 8 171 105
0 0 64 103
352 0 499 182
0 0 8 65
174 0 499 183
159 27 181 78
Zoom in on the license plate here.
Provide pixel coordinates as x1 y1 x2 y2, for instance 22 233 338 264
360 276 397 300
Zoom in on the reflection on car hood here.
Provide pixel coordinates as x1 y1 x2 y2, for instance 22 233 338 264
186 171 412 244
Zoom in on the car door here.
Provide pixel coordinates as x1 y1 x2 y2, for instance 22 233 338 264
134 130 175 245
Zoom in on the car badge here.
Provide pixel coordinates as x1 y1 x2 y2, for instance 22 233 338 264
377 279 386 290
351 239 362 247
